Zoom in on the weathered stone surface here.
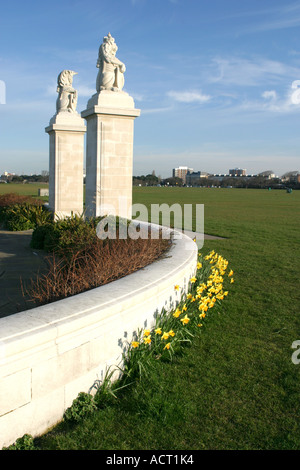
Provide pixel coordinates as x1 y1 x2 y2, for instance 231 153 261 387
82 90 140 219
46 76 86 219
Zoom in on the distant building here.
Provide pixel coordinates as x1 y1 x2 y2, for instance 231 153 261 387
186 171 209 186
0 171 15 182
258 171 276 179
211 174 227 182
287 173 300 184
229 168 246 177
281 171 300 183
172 166 193 184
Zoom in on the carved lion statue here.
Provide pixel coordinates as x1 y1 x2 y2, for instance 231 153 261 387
96 33 126 92
56 70 78 113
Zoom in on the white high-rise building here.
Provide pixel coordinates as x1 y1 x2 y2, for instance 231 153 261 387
172 166 194 183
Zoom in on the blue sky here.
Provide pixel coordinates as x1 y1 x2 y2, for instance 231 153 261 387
0 0 300 177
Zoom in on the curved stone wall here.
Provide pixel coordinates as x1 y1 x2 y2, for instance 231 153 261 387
0 223 197 448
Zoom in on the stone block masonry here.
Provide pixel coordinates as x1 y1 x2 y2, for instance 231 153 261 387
45 70 86 219
82 90 140 219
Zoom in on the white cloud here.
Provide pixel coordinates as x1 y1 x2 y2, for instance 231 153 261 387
141 106 174 115
167 90 211 103
239 82 300 114
262 90 277 100
209 56 300 87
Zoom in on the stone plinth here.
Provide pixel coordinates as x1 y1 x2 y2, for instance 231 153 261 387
81 90 140 219
45 112 86 219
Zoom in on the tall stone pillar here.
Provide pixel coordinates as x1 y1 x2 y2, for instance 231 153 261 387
81 33 140 219
45 70 86 219
81 91 140 219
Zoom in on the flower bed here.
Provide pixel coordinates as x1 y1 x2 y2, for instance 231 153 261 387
50 249 234 430
124 250 234 372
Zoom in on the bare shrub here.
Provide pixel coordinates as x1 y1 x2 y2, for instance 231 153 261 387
0 193 42 207
26 235 171 306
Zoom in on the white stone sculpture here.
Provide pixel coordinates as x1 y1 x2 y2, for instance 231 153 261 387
96 32 126 92
56 70 78 113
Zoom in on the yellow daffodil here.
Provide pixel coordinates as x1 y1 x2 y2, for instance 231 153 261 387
197 262 202 269
198 323 203 327
199 312 206 319
228 270 233 277
173 308 181 318
174 284 180 291
186 293 193 300
164 342 171 350
182 304 187 311
190 276 197 284
131 341 140 348
230 278 234 283
162 332 170 340
180 314 190 325
155 327 162 335
168 330 175 337
143 336 151 345
143 329 151 337
199 303 208 312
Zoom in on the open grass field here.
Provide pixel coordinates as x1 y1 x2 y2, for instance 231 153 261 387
0 182 48 199
3 186 300 450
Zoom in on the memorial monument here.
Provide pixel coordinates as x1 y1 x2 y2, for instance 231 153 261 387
45 70 86 219
81 33 140 219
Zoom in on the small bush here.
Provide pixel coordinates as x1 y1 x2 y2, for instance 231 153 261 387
30 223 55 249
46 216 97 259
63 392 97 423
31 214 97 258
6 212 36 231
3 434 35 450
1 202 52 231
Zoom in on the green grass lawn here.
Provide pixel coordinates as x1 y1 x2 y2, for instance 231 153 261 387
5 186 300 450
0 182 49 198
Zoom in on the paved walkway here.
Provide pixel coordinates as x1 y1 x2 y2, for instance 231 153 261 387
0 228 224 319
0 230 48 318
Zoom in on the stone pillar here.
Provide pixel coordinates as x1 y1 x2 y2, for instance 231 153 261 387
45 112 86 219
81 90 140 219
